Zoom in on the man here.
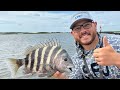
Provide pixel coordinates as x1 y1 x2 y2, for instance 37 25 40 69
54 11 120 79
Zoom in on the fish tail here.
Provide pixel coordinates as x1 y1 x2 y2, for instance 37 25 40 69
6 58 24 78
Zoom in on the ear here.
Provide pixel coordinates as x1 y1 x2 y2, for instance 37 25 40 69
93 22 97 30
94 22 97 26
71 31 74 35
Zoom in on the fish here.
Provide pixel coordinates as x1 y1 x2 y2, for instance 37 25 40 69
6 39 74 79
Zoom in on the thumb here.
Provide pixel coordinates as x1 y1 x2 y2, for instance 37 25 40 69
103 36 109 47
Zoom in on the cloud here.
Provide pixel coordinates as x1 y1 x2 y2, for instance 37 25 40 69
0 11 72 32
0 11 120 32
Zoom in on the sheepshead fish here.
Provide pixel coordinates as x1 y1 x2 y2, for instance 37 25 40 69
6 39 74 79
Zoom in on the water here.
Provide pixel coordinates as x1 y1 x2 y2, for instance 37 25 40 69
0 33 76 79
0 33 120 79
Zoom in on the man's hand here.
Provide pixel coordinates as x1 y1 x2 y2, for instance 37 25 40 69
52 71 68 79
93 36 120 67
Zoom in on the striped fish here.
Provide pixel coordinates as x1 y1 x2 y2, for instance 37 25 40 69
7 39 74 78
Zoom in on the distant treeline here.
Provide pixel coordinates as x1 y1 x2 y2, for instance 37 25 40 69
0 32 70 34
100 31 120 35
1 32 120 35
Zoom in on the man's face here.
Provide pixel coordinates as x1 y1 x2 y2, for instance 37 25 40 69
71 19 97 45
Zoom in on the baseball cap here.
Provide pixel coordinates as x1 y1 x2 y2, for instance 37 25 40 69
70 11 93 29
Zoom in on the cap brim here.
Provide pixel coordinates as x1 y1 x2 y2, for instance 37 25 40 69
70 18 93 29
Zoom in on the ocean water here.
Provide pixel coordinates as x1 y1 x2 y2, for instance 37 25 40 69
0 33 120 79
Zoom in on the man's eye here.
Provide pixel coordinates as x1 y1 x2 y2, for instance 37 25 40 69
76 27 81 30
84 23 90 27
75 26 81 30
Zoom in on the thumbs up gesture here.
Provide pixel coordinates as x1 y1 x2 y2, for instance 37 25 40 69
93 36 120 67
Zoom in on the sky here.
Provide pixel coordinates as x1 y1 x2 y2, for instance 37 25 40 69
0 11 120 32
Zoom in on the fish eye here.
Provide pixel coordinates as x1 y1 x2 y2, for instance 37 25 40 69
64 58 67 61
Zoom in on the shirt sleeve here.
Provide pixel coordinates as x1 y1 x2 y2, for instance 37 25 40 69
107 37 120 78
68 54 84 79
108 36 120 53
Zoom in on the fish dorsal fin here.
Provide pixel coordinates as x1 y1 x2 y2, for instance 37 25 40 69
24 38 61 56
24 45 35 56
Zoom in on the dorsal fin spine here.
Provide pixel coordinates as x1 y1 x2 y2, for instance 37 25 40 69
24 38 61 56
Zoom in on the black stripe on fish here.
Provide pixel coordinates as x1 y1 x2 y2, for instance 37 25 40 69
30 50 36 71
25 54 29 67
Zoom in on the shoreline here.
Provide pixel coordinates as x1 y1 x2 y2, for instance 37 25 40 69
0 32 120 35
100 32 120 35
0 32 70 35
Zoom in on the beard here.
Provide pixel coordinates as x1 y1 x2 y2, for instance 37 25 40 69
77 31 97 45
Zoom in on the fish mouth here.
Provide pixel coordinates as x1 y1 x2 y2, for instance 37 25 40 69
66 65 74 72
65 68 73 73
68 68 72 72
